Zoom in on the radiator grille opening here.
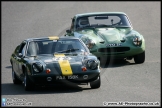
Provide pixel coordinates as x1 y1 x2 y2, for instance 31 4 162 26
98 47 130 52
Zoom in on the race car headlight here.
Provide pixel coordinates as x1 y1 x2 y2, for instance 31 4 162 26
32 62 43 72
86 39 96 49
86 59 98 70
133 36 142 46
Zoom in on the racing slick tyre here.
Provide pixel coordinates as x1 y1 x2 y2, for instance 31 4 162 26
90 76 101 89
24 70 34 91
134 51 145 64
12 65 22 84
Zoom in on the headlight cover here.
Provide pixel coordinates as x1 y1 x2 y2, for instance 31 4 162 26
85 39 96 49
86 59 99 70
32 62 43 72
133 36 142 46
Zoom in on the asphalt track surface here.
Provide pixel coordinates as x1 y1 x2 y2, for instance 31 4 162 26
1 1 161 107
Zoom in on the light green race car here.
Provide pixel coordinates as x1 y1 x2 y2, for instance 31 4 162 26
65 12 145 64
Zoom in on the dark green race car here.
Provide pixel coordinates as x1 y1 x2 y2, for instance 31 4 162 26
10 36 100 91
65 12 145 64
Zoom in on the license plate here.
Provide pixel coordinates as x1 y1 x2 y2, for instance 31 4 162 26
107 43 122 47
56 75 78 80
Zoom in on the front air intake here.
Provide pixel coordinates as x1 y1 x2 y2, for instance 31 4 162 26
98 47 130 52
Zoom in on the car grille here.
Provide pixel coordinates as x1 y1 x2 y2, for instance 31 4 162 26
98 47 130 52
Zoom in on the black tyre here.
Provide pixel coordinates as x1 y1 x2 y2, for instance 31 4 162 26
90 76 101 89
12 66 22 84
134 51 145 64
24 70 34 91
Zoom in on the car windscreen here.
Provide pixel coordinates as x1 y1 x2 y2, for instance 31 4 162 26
76 14 132 28
27 39 88 55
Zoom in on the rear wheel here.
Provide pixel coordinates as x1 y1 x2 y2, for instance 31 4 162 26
90 76 101 89
12 65 22 84
24 70 34 91
134 51 145 64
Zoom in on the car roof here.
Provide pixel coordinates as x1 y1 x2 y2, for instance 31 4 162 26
74 12 127 18
24 36 79 41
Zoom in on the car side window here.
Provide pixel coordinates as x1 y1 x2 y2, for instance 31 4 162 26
120 15 132 26
15 42 27 56
14 45 20 55
19 42 26 55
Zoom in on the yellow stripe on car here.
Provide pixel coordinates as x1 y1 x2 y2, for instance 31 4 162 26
48 36 59 40
54 54 65 57
54 54 73 76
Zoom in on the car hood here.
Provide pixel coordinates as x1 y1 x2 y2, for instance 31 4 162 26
32 53 97 65
29 54 98 75
34 54 84 64
74 27 132 43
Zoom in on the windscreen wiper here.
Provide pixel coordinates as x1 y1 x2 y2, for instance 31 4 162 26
55 48 79 53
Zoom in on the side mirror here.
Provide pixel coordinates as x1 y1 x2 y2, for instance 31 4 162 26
66 30 71 33
18 53 23 58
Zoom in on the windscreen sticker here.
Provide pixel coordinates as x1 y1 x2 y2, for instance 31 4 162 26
49 36 59 40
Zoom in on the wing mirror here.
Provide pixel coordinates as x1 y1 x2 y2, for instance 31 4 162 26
18 53 23 57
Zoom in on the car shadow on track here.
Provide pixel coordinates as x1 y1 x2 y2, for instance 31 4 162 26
5 66 12 68
1 81 93 95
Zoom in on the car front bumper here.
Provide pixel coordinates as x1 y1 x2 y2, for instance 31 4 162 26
90 45 145 59
28 71 100 86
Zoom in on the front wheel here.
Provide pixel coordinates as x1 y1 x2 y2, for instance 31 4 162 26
24 71 34 91
134 51 145 64
90 76 101 89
